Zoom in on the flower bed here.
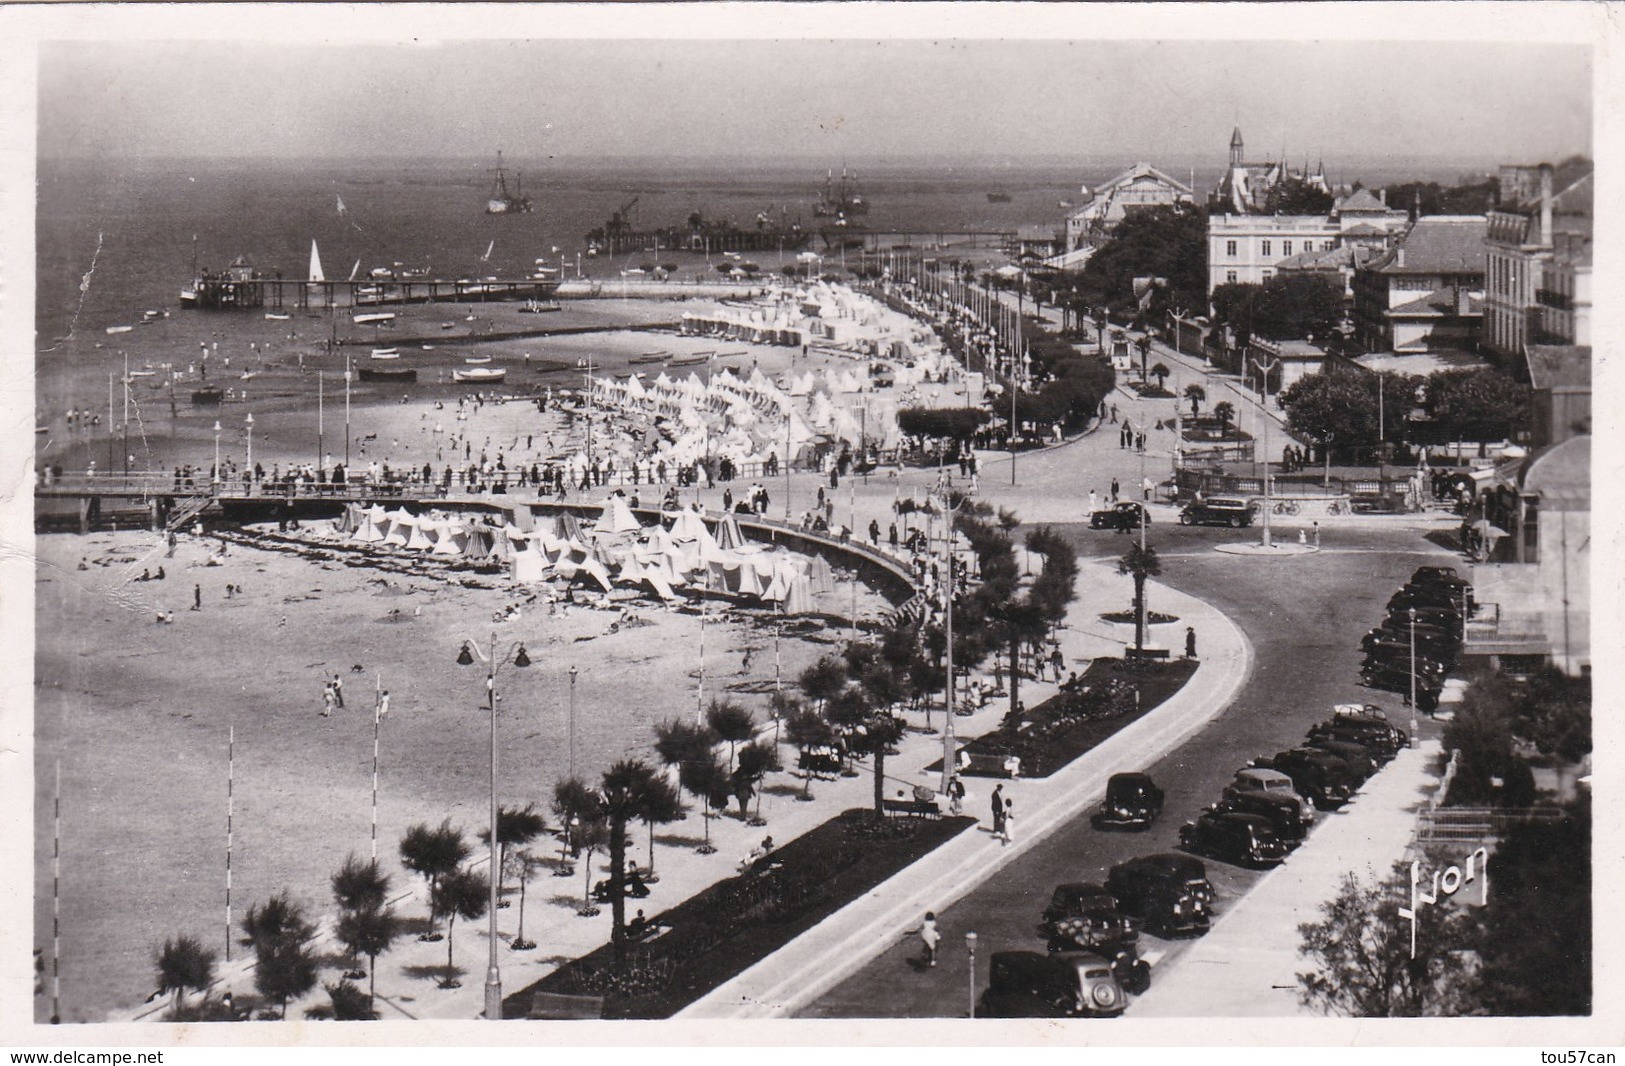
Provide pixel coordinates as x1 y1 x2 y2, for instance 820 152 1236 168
940 656 1198 779
506 809 975 1019
1099 609 1179 626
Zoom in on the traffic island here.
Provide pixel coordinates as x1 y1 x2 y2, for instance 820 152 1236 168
505 809 977 1019
1213 541 1319 556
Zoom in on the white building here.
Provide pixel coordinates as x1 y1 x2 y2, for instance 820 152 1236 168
1065 162 1194 250
1208 214 1341 293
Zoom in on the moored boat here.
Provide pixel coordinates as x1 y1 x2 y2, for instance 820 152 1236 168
463 356 493 365
358 366 418 383
452 367 506 384
353 312 397 326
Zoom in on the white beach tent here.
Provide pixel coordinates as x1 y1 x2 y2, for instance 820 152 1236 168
405 517 436 552
351 505 389 544
431 520 468 556
383 508 416 547
603 496 642 536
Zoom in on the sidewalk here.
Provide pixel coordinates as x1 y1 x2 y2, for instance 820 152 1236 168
1130 738 1446 1017
679 566 1253 1018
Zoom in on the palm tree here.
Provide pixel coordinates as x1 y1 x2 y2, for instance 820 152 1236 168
429 867 489 989
1150 362 1171 391
784 707 836 799
551 776 601 862
154 934 216 1019
1135 335 1152 380
1214 400 1237 438
1184 383 1207 419
1118 543 1163 655
478 804 546 909
599 759 681 968
705 699 757 770
398 820 470 930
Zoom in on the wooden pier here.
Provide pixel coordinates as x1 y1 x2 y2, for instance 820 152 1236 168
185 274 562 312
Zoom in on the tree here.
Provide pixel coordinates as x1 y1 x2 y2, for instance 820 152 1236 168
428 867 489 989
1441 679 1528 806
1280 364 1421 455
1251 274 1343 342
1076 203 1208 317
1263 176 1334 216
1117 544 1162 655
896 407 991 444
243 893 318 1018
798 654 849 714
478 804 546 910
1149 362 1171 391
1183 383 1206 418
398 820 470 918
784 707 836 799
826 682 906 821
1511 667 1591 768
599 759 681 967
154 934 216 1020
1422 368 1530 444
551 776 604 866
732 739 781 819
705 699 757 770
323 979 375 1021
1297 865 1477 1016
1209 282 1261 346
677 756 733 852
333 904 400 1010
653 718 717 776
507 848 543 951
1134 335 1152 381
1213 401 1236 438
330 854 389 915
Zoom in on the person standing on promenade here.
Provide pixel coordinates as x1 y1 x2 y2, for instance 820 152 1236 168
990 783 1005 837
192 584 201 611
332 674 344 710
913 912 942 968
1001 798 1015 846
1185 626 1198 660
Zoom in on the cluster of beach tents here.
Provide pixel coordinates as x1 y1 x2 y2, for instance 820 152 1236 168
332 499 834 613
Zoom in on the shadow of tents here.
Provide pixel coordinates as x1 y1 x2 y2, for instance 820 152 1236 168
401 963 463 983
654 833 710 848
761 783 802 797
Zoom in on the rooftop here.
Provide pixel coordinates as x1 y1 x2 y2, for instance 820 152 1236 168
1520 434 1589 505
1524 344 1592 391
1352 350 1490 375
1369 217 1487 275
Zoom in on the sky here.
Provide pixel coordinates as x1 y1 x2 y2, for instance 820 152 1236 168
37 36 1592 165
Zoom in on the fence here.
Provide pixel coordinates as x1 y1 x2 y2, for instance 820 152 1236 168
1415 805 1567 844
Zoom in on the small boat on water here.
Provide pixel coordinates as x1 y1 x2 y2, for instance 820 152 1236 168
106 325 134 335
464 356 493 365
353 312 396 326
630 353 666 365
670 354 709 367
265 312 291 321
358 366 418 383
986 192 1012 203
370 351 401 361
441 322 456 330
125 369 157 379
371 347 400 358
453 367 506 384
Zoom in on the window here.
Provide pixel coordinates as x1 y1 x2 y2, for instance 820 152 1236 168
1226 270 1238 284
1260 239 1272 257
1261 269 1275 281
1226 240 1237 257
1324 240 1335 251
1282 241 1293 256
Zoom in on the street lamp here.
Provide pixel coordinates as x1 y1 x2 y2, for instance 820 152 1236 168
1252 354 1281 549
213 421 222 487
937 489 966 794
455 633 531 1020
568 665 578 779
965 931 978 1018
1408 608 1419 748
244 413 255 484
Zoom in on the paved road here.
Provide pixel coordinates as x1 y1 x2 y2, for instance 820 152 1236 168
801 521 1455 1018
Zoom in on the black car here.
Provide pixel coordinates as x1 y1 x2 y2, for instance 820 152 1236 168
1106 853 1215 937
1179 496 1256 528
1090 501 1151 532
1212 791 1307 844
1040 883 1138 953
1362 628 1460 658
1362 651 1448 680
1387 588 1466 615
1255 751 1352 810
1308 719 1403 763
1360 669 1442 710
1383 610 1464 636
1411 566 1474 605
1320 705 1409 753
1303 737 1379 784
977 951 1127 1018
1179 811 1289 868
1091 772 1165 830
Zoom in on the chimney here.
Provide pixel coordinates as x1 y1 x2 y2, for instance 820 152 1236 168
1378 188 1386 207
1538 163 1554 247
1396 247 1406 268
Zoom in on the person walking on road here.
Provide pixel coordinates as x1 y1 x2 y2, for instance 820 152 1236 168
914 911 942 968
947 774 965 816
331 674 344 710
990 783 1005 837
1001 798 1015 846
192 584 202 611
1185 626 1198 660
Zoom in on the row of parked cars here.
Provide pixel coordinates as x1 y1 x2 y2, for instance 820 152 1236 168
976 700 1411 1019
1176 704 1409 870
1358 566 1472 711
1088 497 1258 532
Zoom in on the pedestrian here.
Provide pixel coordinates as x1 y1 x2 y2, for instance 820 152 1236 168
1298 527 1307 545
321 683 335 718
947 775 965 816
914 911 942 968
1312 521 1321 548
192 584 202 611
1185 625 1198 660
1088 489 1098 515
990 782 1005 836
1110 478 1120 503
332 674 344 709
1001 798 1015 846
377 690 390 718
868 519 881 545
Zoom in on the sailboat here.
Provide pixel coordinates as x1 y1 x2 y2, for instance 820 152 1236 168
485 151 532 214
480 239 495 263
309 240 326 283
349 259 362 282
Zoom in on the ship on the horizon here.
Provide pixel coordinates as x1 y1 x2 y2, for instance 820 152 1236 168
486 150 533 215
813 167 869 219
986 191 1013 203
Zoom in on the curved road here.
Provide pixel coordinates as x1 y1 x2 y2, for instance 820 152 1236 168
801 521 1454 1017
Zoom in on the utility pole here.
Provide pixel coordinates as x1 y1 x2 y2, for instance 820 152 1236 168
1254 354 1281 549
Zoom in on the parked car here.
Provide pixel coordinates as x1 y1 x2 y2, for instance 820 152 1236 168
1106 853 1215 937
1387 588 1465 615
1090 501 1152 532
1323 704 1409 753
1383 609 1464 637
1308 718 1404 762
1224 767 1315 825
1360 667 1442 710
1254 750 1353 810
1362 629 1460 659
1410 566 1474 607
976 951 1127 1018
1091 772 1165 830
1179 496 1256 528
1179 810 1289 868
1040 883 1138 953
1304 737 1380 784
1212 791 1307 845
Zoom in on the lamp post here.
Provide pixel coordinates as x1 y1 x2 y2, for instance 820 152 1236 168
244 413 255 484
1408 608 1419 747
568 665 578 779
937 490 965 793
213 421 222 487
455 633 531 1021
1252 354 1280 549
964 931 978 1018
